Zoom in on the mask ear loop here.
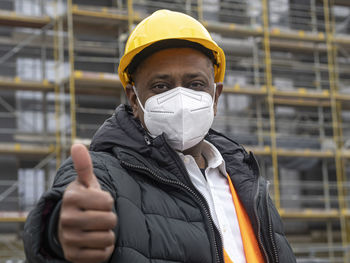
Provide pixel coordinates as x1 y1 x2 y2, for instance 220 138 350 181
212 83 217 107
132 86 147 113
132 86 158 139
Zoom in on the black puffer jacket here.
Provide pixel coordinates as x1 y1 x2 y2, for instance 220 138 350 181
23 104 296 263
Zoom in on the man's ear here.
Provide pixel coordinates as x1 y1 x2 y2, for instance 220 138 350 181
125 84 139 118
214 82 223 116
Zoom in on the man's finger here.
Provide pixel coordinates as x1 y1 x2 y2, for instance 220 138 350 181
64 246 114 263
62 230 115 249
60 209 116 230
63 188 114 212
71 144 100 189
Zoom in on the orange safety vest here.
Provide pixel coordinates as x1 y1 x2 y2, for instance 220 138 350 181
223 174 265 263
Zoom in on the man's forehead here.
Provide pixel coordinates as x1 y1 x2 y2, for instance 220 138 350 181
134 48 214 74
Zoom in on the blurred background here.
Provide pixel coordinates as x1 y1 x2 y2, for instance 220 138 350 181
0 0 349 262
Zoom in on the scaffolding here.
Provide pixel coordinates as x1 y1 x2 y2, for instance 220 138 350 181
0 0 349 262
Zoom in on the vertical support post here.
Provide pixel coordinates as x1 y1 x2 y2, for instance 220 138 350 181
127 0 134 33
331 6 347 206
323 1 348 262
262 0 280 209
67 0 76 144
41 25 47 143
53 0 62 169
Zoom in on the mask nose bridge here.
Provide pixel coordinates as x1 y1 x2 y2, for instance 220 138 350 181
156 89 181 104
133 84 216 112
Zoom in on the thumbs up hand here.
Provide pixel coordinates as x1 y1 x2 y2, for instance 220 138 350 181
58 144 117 263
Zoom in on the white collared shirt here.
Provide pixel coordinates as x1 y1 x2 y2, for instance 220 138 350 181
177 140 246 263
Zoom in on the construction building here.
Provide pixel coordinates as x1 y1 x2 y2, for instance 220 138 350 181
0 0 349 262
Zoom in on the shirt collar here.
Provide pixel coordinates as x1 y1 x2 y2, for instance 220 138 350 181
202 140 226 176
177 140 227 176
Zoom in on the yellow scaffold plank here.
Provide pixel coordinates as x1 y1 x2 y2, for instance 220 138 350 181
336 93 350 102
223 85 267 95
0 212 28 223
0 77 54 91
71 5 350 46
0 11 50 28
273 98 331 107
0 143 54 155
72 5 142 24
203 20 262 38
74 71 123 95
276 148 334 158
270 39 328 52
273 89 330 99
245 146 271 156
270 28 325 42
204 22 329 43
222 86 341 107
0 217 26 222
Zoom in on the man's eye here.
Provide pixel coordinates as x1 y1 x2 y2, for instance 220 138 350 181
152 84 169 91
189 82 205 90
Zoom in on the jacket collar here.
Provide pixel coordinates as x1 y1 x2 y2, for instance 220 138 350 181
90 104 261 224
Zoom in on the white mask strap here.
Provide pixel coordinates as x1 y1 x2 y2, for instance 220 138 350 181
132 86 146 113
212 83 217 106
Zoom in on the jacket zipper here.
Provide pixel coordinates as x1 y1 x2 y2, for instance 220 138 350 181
250 152 279 263
120 160 222 263
162 139 224 263
253 177 270 262
266 181 279 263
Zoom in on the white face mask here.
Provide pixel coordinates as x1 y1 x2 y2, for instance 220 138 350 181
134 85 216 152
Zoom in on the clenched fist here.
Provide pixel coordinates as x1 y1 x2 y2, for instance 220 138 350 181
58 144 117 263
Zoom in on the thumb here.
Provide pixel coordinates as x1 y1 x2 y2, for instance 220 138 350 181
71 143 100 189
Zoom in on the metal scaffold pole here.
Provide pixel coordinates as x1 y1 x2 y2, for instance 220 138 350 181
53 0 63 169
127 0 134 33
67 0 77 144
323 0 348 262
262 0 280 209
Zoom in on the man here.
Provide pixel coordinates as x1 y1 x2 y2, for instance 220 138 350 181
23 10 296 263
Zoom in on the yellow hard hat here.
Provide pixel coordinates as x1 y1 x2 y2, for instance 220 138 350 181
118 9 226 88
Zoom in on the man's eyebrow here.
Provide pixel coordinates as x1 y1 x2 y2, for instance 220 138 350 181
150 74 172 80
183 72 208 79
